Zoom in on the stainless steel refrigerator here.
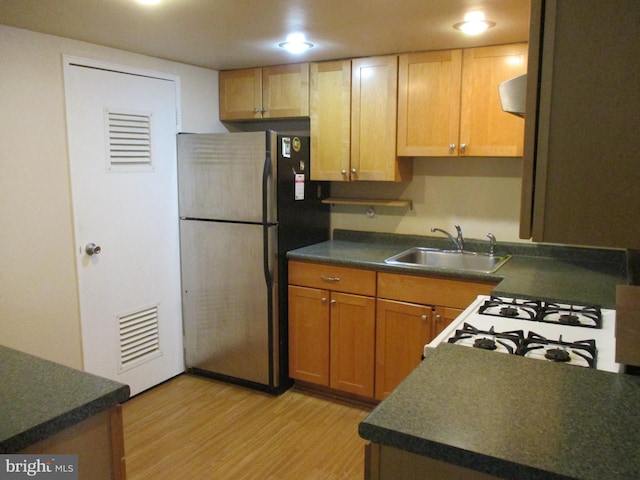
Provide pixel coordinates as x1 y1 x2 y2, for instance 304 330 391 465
177 131 329 393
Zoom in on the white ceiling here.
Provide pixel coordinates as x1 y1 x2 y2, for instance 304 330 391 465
0 0 531 71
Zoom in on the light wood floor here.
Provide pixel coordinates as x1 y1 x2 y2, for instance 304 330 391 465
122 374 372 479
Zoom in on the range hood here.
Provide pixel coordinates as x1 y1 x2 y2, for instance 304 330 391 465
499 73 527 118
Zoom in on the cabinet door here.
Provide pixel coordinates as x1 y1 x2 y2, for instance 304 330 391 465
329 292 376 397
288 285 330 386
433 306 461 338
397 50 462 157
310 60 351 181
375 300 433 400
262 63 309 118
219 68 262 120
523 0 640 249
351 55 412 181
460 44 528 157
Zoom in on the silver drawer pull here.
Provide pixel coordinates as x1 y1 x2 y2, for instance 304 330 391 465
321 276 340 282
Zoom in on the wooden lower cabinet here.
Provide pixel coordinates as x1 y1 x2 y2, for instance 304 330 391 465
21 406 126 480
330 292 376 397
366 443 500 480
289 261 496 401
288 262 377 398
288 286 375 397
434 306 463 338
375 300 434 401
288 285 330 385
378 272 495 309
375 302 461 400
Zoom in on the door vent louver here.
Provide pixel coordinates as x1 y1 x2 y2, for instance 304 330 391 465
106 109 153 171
119 305 161 372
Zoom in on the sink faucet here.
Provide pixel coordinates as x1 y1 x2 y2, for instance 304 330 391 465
431 225 465 251
486 233 497 256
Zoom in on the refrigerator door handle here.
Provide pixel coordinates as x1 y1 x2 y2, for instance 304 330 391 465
262 147 271 226
263 225 273 288
262 149 274 288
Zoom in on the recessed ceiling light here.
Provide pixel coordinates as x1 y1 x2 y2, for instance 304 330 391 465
453 11 496 35
279 33 314 54
136 0 162 5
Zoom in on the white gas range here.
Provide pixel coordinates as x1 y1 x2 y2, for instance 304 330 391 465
426 295 622 373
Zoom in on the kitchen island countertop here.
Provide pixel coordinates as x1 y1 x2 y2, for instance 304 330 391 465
0 345 129 453
359 343 640 480
287 230 628 309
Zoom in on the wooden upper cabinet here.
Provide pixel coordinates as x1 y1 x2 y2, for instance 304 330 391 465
262 63 309 118
310 60 352 181
219 67 262 120
397 44 527 157
397 50 462 157
351 55 412 181
219 63 309 120
460 44 528 157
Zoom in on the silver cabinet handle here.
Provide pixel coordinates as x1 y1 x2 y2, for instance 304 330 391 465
449 143 456 154
459 143 467 153
85 243 101 256
330 299 337 304
435 314 442 323
321 297 327 303
351 168 357 174
341 169 347 175
253 107 260 113
321 276 340 282
421 315 428 321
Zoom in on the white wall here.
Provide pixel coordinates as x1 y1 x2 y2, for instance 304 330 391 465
330 157 525 243
0 25 224 368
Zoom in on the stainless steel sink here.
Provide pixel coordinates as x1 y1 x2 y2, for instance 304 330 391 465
384 247 511 274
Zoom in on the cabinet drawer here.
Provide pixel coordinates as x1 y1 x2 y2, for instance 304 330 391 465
377 272 495 309
289 261 376 296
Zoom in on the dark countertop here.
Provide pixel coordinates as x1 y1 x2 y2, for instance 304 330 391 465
359 344 640 480
287 230 628 309
0 345 130 453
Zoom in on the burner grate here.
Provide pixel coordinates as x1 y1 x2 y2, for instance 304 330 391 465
538 303 602 329
478 296 602 329
479 296 539 321
517 332 597 368
447 323 524 355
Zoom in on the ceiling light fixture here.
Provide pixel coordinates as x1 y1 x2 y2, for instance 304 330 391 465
453 11 495 35
279 33 314 54
136 0 162 5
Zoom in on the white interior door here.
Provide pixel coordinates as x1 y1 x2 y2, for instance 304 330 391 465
64 59 184 396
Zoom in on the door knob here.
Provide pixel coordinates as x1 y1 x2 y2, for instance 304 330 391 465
85 243 101 256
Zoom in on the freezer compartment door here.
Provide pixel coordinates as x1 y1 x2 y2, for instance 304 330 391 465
178 132 276 223
180 219 276 386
